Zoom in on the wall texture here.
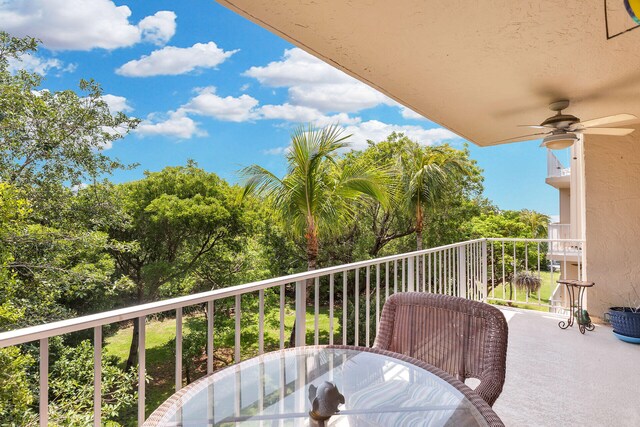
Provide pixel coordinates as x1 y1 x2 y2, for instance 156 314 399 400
584 126 640 317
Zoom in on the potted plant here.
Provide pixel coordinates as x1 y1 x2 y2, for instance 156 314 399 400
607 284 640 342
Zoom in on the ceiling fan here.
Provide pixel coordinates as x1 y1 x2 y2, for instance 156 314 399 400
496 100 637 149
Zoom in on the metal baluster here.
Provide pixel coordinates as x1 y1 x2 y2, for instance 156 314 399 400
176 307 183 391
279 285 285 349
513 242 517 302
428 252 432 293
314 277 320 345
376 264 380 334
329 274 334 345
445 249 449 295
401 258 405 292
207 300 214 374
422 254 426 291
491 242 495 299
439 250 443 294
295 280 306 347
385 262 389 301
343 272 348 345
394 260 398 294
502 242 506 300
259 290 265 354
537 242 541 306
138 316 146 426
235 295 241 362
94 326 102 427
355 268 360 347
40 338 48 427
366 265 370 346
525 242 529 303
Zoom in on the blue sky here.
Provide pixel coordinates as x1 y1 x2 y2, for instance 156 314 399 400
2 0 563 215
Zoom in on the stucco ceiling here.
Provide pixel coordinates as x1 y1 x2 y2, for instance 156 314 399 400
216 0 640 146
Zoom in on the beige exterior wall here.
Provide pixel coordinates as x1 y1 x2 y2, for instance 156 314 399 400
584 127 640 317
559 188 570 224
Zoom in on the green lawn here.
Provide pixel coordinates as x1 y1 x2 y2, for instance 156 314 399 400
104 305 340 421
487 270 561 311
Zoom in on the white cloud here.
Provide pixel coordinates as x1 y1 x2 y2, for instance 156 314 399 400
244 48 394 113
116 42 238 77
139 11 176 46
258 104 360 128
262 146 289 155
182 87 259 122
0 1 175 50
7 54 75 75
136 110 205 139
101 94 133 113
343 120 460 150
400 106 426 120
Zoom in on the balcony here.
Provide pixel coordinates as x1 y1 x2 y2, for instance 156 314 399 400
5 237 632 427
545 150 571 189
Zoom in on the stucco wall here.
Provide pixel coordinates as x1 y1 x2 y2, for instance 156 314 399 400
559 188 570 224
584 127 640 317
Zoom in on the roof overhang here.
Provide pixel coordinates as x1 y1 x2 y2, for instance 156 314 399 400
216 0 640 146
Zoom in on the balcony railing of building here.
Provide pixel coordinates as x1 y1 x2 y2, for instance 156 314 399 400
0 237 584 427
547 150 570 178
547 223 582 257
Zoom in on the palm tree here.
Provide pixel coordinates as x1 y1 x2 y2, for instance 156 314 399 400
401 144 471 252
240 123 388 344
519 209 550 239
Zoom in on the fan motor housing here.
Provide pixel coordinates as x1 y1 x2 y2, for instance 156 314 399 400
541 113 579 129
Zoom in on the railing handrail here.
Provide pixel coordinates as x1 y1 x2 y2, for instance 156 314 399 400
0 237 585 348
485 237 582 243
0 238 488 348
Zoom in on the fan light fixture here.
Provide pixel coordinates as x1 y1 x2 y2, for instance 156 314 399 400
542 132 578 150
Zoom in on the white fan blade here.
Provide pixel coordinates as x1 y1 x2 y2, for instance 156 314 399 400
492 131 549 144
579 114 637 129
581 127 635 136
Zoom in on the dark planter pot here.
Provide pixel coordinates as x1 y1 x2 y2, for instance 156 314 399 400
608 307 640 338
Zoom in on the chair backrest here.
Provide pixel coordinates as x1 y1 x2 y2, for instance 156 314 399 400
373 292 508 406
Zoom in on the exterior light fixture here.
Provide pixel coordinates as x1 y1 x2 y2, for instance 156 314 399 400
541 132 578 150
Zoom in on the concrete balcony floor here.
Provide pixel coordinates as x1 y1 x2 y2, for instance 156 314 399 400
492 307 640 426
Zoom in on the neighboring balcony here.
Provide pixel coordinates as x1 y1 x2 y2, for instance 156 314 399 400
547 223 582 262
545 149 571 189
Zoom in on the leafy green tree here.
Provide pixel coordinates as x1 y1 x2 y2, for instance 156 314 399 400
105 163 247 370
48 341 137 427
0 32 138 214
339 133 486 258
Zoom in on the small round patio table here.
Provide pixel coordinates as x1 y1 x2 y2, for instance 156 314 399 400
144 345 504 427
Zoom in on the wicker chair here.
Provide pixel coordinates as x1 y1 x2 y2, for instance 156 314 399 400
373 292 508 406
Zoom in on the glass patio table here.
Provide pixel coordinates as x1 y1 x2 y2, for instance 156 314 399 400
144 346 503 427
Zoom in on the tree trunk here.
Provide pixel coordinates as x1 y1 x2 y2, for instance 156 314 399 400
125 318 139 372
289 221 318 347
125 281 144 371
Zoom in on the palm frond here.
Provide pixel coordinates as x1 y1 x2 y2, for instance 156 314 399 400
238 164 283 200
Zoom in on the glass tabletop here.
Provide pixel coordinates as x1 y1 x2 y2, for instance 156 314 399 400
148 347 491 427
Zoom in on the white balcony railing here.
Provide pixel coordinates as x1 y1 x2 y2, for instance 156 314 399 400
0 237 584 426
547 150 570 178
547 223 582 257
